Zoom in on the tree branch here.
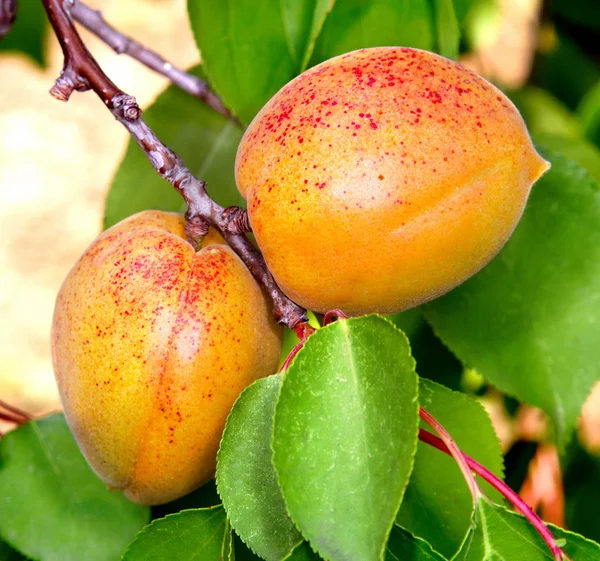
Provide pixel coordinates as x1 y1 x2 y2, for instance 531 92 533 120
41 0 307 329
0 0 17 39
69 1 233 120
0 399 31 421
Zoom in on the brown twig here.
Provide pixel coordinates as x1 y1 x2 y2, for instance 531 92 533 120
0 399 31 421
0 0 17 38
0 399 31 432
41 0 307 329
69 1 233 119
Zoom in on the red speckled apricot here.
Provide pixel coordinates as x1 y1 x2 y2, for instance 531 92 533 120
236 47 550 315
51 211 282 505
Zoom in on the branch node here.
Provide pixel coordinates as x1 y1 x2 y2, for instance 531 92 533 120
220 207 252 234
185 213 210 247
111 93 141 121
50 65 89 101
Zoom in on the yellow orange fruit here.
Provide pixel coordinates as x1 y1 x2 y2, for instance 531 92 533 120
51 210 282 505
236 47 549 315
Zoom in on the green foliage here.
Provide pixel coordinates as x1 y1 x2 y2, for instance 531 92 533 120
104 66 243 229
389 309 463 391
534 31 599 110
510 87 600 183
398 380 503 557
10 1 600 560
121 508 233 561
553 0 600 30
282 0 336 72
0 415 149 561
282 542 322 561
187 0 299 125
186 0 443 124
533 134 600 184
273 316 419 561
0 1 48 66
309 0 435 66
432 0 460 60
578 80 600 149
150 479 221 519
0 539 26 561
454 499 600 560
217 375 302 561
385 526 447 561
511 87 582 139
564 444 600 544
425 150 600 446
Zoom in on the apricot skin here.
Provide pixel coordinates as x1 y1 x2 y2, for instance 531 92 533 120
236 47 550 315
51 211 282 505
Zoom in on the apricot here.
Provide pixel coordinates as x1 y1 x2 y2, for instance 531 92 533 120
236 47 550 315
51 211 282 505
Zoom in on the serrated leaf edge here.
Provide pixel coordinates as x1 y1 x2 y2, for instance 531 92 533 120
215 374 300 561
119 506 225 561
271 315 421 561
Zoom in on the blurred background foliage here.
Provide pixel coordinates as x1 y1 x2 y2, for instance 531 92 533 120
1 0 600 549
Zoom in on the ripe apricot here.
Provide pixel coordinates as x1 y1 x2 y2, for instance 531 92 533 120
51 211 282 505
236 47 550 315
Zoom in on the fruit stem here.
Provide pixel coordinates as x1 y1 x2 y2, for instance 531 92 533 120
279 322 317 372
418 428 569 561
323 309 349 326
419 407 481 504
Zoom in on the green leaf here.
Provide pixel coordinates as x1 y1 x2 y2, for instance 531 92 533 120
397 380 504 558
452 0 480 26
309 0 434 66
151 479 221 520
509 87 600 183
389 309 464 391
535 31 600 110
533 134 600 185
433 0 460 60
279 0 337 73
298 0 336 71
553 0 600 30
0 414 149 561
0 1 48 66
425 150 600 446
564 443 600 544
272 315 420 561
217 374 301 561
0 538 27 561
386 526 447 561
122 507 232 561
510 87 582 140
282 542 322 561
188 0 299 124
578 79 600 149
454 499 600 560
104 65 243 229
234 532 269 560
